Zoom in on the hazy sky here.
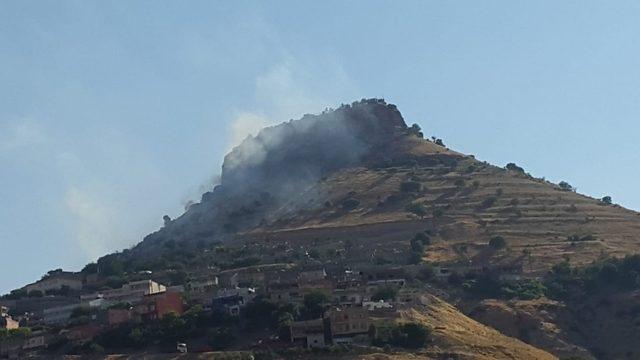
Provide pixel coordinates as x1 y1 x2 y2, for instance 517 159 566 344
2 1 639 294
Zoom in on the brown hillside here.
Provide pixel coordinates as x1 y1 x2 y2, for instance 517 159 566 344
133 98 640 275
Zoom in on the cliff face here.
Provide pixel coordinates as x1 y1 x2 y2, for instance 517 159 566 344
137 99 421 249
219 99 407 196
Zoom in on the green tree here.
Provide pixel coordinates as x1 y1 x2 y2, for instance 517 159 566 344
392 323 431 349
301 291 329 319
601 196 612 205
400 181 422 193
558 181 575 191
505 163 525 173
407 123 424 138
371 286 398 301
489 236 506 249
406 202 427 219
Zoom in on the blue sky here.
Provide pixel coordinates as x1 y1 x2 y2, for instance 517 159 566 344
1 1 639 293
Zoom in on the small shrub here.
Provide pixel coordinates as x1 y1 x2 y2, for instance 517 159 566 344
406 202 427 218
371 286 398 301
505 163 525 173
489 236 506 249
558 181 575 191
479 196 498 209
342 198 360 211
407 123 424 138
400 181 422 193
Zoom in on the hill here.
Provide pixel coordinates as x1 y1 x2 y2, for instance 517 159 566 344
4 99 640 359
124 98 640 276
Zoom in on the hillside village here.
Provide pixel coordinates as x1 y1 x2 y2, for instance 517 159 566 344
0 261 444 357
2 100 640 359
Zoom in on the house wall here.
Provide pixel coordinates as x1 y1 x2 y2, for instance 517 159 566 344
327 307 370 337
153 292 184 318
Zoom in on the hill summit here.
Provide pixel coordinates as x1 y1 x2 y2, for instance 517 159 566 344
132 98 639 276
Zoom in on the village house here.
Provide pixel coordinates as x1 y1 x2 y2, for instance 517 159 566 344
107 307 133 327
63 323 103 345
326 307 370 344
331 287 365 307
212 287 255 316
267 282 301 304
0 307 19 330
186 277 219 293
43 303 81 325
100 280 166 305
42 294 109 325
393 287 422 306
135 291 184 321
290 318 326 348
24 271 83 294
433 266 452 280
21 330 49 351
362 300 393 311
217 272 240 289
298 268 327 283
108 291 184 326
298 278 333 297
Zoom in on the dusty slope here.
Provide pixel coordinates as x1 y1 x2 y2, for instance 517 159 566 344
398 295 557 360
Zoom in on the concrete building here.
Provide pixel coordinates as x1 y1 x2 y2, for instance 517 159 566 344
107 308 133 327
22 330 49 351
326 307 370 341
101 280 166 305
0 311 19 330
290 319 326 348
43 303 79 325
363 300 393 311
187 277 218 293
298 268 327 283
212 287 255 316
135 291 184 321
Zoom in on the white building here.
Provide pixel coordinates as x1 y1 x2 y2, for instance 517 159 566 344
100 280 166 305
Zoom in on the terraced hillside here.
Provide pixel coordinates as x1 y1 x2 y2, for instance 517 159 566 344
224 139 640 277
130 100 639 276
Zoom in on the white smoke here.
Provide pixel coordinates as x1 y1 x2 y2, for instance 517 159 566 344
64 187 127 261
